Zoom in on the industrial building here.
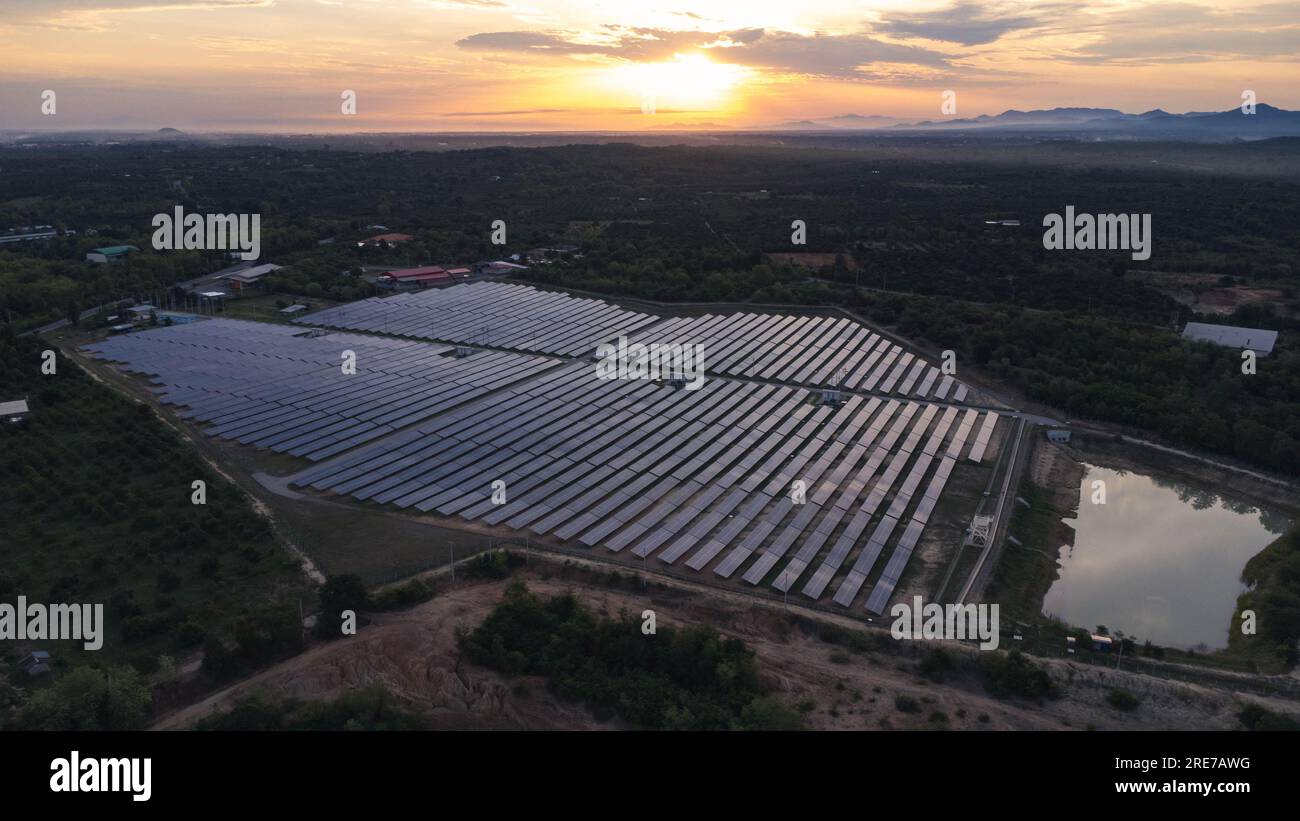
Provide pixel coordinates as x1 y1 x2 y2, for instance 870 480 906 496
1182 321 1278 356
85 245 138 263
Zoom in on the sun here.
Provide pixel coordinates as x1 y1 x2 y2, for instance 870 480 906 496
605 53 750 111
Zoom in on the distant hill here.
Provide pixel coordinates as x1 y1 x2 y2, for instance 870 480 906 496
776 114 906 130
773 104 1300 141
890 104 1300 140
644 121 731 130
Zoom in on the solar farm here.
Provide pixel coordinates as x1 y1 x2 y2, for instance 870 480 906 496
82 319 560 461
296 281 660 356
83 281 1015 615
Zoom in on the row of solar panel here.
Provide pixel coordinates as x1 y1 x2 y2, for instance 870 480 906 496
88 312 1000 613
288 353 1001 609
293 281 660 356
854 409 996 612
625 312 973 401
82 319 560 461
765 405 963 602
295 282 981 404
966 411 1001 463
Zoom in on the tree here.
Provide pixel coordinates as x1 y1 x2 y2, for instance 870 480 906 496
15 665 151 730
317 574 370 639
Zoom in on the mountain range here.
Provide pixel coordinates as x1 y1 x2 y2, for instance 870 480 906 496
776 104 1300 140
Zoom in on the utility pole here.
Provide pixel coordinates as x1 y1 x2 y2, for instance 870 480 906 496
449 541 455 587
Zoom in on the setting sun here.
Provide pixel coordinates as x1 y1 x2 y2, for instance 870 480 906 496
603 53 751 112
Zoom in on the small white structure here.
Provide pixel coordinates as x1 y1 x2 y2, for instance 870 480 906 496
1 399 30 423
1046 428 1072 443
968 514 993 547
1182 322 1277 357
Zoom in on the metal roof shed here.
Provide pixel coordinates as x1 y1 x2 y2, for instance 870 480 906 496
1182 322 1278 356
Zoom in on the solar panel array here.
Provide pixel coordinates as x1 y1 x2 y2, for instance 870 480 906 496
82 318 559 461
291 359 1002 611
625 312 974 398
89 280 1008 616
966 411 1000 463
294 281 660 356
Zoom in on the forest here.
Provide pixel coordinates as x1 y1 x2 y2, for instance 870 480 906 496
1 140 1297 476
0 332 310 726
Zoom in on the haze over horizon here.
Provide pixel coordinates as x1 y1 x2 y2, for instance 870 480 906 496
1 0 1297 132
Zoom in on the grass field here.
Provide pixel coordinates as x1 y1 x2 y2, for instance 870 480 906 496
215 292 341 324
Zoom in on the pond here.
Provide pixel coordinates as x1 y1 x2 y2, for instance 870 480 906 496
1042 464 1290 651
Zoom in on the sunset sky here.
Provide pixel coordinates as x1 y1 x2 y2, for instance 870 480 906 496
2 0 1296 131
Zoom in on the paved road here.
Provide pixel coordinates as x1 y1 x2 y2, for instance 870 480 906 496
958 416 1027 604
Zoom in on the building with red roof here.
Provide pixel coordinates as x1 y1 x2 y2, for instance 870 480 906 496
360 232 416 248
377 265 451 290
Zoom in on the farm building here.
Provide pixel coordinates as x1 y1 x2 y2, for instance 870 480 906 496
359 232 415 248
217 262 283 291
1 399 30 423
377 265 452 290
85 245 138 263
1182 322 1277 356
18 651 52 677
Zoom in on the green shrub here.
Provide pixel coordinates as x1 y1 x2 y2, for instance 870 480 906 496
1106 688 1140 711
463 550 525 580
981 650 1061 701
195 684 428 730
370 578 436 611
1237 703 1300 730
460 581 803 730
919 648 954 682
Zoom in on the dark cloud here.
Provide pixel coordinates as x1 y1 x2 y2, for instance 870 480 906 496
874 1 1050 46
455 31 608 54
1057 3 1300 64
456 27 953 79
730 30 952 77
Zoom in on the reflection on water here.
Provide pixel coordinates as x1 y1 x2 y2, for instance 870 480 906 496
1042 465 1289 651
